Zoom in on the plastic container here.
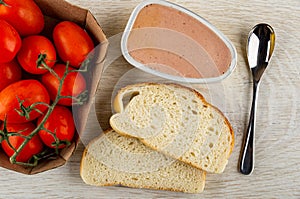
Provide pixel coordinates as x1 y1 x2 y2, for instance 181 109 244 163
121 0 237 83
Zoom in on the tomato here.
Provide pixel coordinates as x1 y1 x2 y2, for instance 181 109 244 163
41 64 86 106
0 19 22 63
1 122 44 162
17 35 56 74
37 105 75 149
0 60 22 92
53 21 94 68
0 0 44 36
0 80 50 123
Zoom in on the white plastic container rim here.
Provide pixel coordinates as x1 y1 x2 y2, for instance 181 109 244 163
121 0 237 84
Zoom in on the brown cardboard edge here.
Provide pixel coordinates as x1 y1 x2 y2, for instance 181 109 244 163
0 152 31 175
86 11 107 45
0 0 108 175
34 0 87 26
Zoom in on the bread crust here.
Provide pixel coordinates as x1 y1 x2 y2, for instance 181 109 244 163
164 83 234 157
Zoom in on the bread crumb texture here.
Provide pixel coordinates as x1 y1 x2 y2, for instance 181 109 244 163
110 83 234 173
80 130 206 193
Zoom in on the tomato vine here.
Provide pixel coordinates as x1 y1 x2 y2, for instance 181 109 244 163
0 0 10 7
0 54 89 166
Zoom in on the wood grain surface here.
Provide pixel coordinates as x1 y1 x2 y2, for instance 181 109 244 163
1 0 299 198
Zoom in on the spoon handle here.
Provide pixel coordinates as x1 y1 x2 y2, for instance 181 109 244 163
239 81 260 175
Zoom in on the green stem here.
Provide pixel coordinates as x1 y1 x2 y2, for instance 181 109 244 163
7 133 30 140
58 90 88 105
15 99 50 120
9 61 72 166
8 57 89 166
0 0 10 7
9 105 55 164
72 59 90 73
37 54 60 80
41 127 61 154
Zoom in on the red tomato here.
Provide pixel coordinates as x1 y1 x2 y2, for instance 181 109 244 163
0 60 22 92
1 122 44 162
37 105 75 149
17 35 56 74
0 80 50 123
0 19 22 63
0 0 44 36
53 21 94 68
41 64 86 106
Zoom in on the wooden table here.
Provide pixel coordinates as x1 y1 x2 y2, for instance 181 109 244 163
1 0 299 198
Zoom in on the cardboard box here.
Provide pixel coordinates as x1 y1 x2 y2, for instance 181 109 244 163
0 0 108 174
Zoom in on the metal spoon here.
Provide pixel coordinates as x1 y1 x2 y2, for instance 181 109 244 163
239 23 275 175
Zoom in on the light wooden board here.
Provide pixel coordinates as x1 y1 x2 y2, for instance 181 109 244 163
1 0 300 198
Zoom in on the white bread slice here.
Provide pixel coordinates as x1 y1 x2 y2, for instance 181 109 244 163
80 129 206 193
110 83 234 173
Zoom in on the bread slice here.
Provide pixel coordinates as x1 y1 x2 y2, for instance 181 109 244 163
80 129 206 193
110 83 234 173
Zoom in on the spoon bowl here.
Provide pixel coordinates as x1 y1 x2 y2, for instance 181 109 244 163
247 24 275 81
239 23 275 175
